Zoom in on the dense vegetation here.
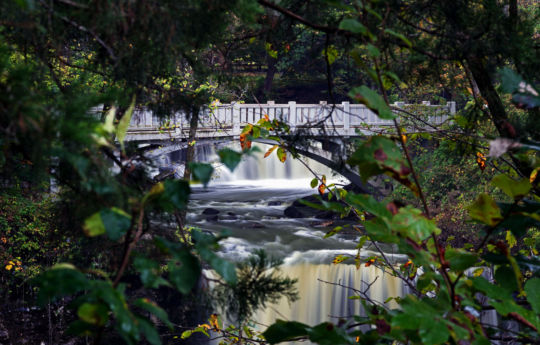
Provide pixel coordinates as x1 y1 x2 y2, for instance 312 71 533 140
1 0 539 344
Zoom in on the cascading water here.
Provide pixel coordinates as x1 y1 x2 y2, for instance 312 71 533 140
160 142 407 342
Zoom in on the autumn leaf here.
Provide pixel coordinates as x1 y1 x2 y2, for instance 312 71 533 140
318 175 327 195
476 152 486 171
264 145 278 158
365 258 376 267
277 147 287 163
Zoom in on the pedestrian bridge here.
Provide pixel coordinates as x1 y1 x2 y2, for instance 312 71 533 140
125 101 455 143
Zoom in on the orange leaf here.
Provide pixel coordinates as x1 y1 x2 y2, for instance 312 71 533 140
403 259 413 268
209 314 220 331
264 145 278 158
476 152 486 171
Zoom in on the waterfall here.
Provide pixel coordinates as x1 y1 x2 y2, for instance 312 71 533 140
254 263 404 327
158 139 406 344
161 141 345 185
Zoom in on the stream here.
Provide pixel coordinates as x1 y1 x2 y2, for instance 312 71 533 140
159 143 408 342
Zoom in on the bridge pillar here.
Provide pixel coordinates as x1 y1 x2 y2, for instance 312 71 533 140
232 103 240 137
144 109 153 127
288 101 296 131
342 101 350 137
448 101 456 114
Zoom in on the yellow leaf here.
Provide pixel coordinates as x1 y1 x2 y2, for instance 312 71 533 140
530 167 539 184
209 314 220 331
264 145 278 158
473 268 484 277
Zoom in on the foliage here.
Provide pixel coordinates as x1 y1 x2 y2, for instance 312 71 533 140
0 191 73 298
213 250 298 324
1 0 540 344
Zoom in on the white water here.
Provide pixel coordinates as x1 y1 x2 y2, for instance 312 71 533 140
161 142 406 340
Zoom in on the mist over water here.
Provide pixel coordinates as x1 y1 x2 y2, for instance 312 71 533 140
161 142 406 340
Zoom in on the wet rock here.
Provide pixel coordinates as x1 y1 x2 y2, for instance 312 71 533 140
268 201 282 206
222 212 238 220
245 221 266 229
315 211 335 219
205 215 219 222
202 208 220 215
284 206 304 218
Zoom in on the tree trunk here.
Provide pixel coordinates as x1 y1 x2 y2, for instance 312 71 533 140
183 106 199 180
466 57 531 177
263 56 277 97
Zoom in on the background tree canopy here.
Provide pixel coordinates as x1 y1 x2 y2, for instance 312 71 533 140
0 0 539 344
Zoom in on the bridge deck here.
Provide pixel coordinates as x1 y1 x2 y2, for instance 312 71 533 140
125 101 455 142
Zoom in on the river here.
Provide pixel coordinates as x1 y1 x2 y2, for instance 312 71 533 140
160 143 407 343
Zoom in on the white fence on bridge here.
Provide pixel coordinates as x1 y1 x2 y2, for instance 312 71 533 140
126 101 456 142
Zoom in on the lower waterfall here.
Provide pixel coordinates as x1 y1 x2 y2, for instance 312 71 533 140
253 263 404 327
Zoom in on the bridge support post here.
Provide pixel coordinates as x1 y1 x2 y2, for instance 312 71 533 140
448 101 456 114
288 101 296 131
232 103 240 138
342 101 350 137
144 109 152 127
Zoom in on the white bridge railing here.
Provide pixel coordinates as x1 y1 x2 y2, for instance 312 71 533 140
126 101 456 142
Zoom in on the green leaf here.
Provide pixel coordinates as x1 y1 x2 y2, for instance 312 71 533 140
499 67 523 94
322 45 339 65
92 281 138 341
310 178 318 188
348 86 395 119
35 264 88 305
263 320 309 344
83 208 131 240
495 265 518 292
192 230 237 285
117 95 136 150
199 247 237 285
218 148 243 172
83 212 105 237
103 106 116 133
525 278 540 314
366 44 380 58
347 136 409 183
156 180 190 211
276 147 287 163
391 206 440 242
338 19 367 35
345 193 392 219
133 256 170 289
168 249 201 294
134 298 173 329
471 276 511 299
492 174 531 199
101 207 131 241
364 218 395 242
137 316 161 345
419 318 450 345
307 322 356 345
385 29 412 48
467 193 503 227
189 162 214 187
77 303 109 326
445 248 478 272
251 125 261 139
